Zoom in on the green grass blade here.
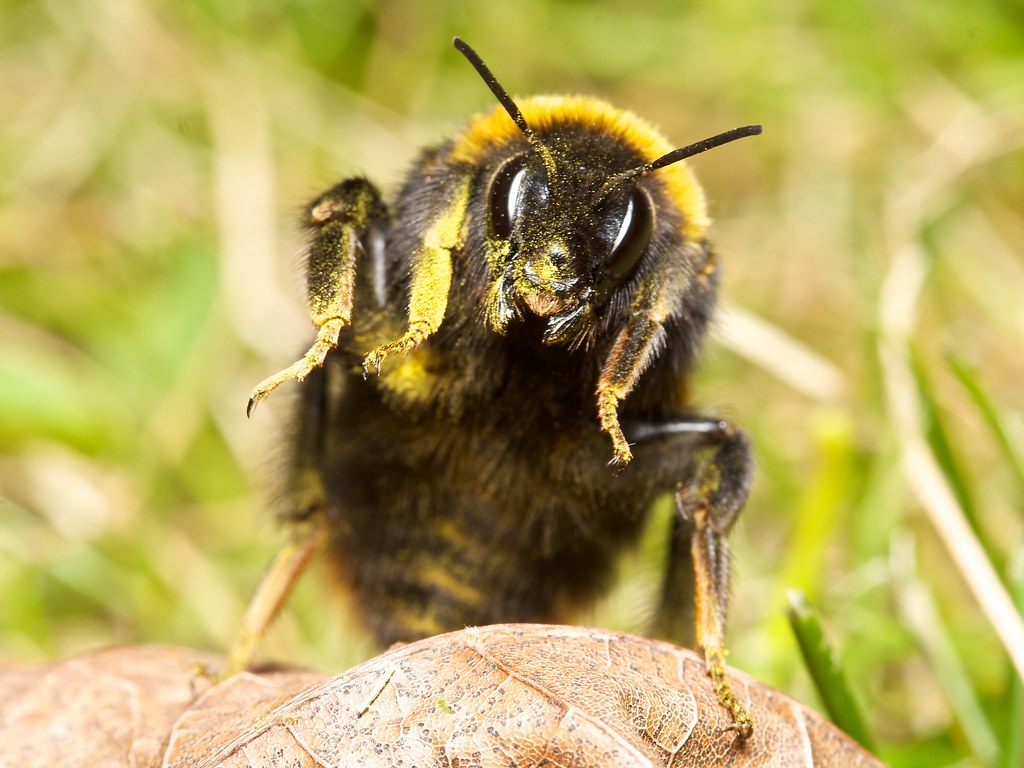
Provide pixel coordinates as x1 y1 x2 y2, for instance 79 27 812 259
891 532 1000 765
787 589 878 753
948 353 1024 496
911 349 977 527
1004 549 1024 768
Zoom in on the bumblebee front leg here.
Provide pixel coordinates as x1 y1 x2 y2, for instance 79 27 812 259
248 178 386 414
634 417 754 738
362 173 472 373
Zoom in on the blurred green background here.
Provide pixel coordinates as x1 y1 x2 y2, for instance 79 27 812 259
2 1 1023 764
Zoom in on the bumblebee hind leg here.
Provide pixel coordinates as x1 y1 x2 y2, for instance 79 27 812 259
224 364 334 677
651 511 696 647
679 423 753 738
223 519 325 677
632 417 754 738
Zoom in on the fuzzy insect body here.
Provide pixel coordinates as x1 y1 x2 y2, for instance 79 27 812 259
246 38 761 737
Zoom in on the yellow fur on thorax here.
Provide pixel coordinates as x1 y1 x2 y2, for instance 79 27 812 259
451 95 710 241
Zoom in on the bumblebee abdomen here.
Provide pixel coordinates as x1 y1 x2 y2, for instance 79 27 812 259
316 369 653 645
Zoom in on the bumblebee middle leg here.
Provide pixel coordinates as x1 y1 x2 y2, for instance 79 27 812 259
248 178 387 414
630 417 754 738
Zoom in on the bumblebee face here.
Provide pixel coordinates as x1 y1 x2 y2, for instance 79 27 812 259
484 142 656 345
462 102 691 349
446 39 759 357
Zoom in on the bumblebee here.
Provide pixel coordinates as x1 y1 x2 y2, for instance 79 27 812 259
243 38 762 737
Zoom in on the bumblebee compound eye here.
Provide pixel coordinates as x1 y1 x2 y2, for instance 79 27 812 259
605 187 653 284
488 155 528 239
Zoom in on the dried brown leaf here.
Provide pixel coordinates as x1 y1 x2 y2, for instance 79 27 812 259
0 645 220 768
0 625 883 768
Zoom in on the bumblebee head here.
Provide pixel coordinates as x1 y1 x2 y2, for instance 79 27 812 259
453 38 761 348
478 123 652 337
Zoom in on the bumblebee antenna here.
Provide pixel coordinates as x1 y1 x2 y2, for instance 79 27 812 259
454 37 558 180
604 125 763 195
645 124 763 173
